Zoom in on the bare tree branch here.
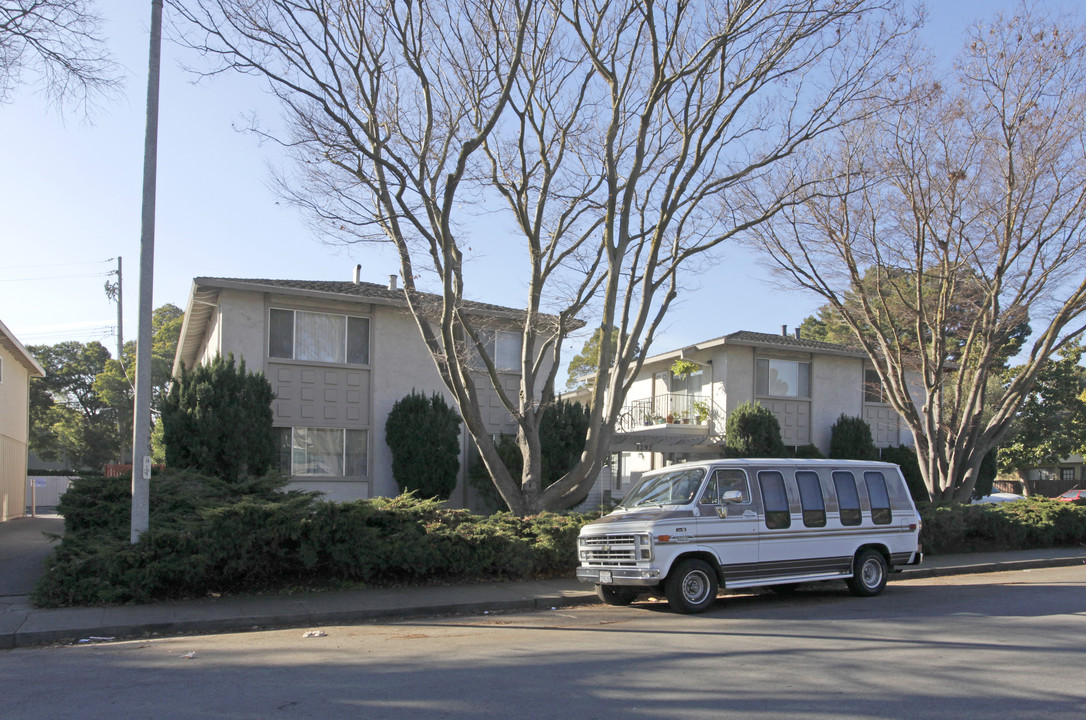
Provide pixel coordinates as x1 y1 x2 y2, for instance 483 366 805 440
749 3 1086 501
1 0 122 115
168 0 913 513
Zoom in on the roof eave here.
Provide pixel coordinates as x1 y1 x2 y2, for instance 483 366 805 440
0 318 46 377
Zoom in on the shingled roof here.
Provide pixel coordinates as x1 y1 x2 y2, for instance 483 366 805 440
200 277 527 316
722 330 865 356
643 328 867 364
174 276 554 374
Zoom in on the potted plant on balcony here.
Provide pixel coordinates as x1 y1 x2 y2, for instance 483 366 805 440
693 400 710 425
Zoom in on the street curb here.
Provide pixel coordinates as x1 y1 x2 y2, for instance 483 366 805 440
896 555 1086 581
4 555 1083 649
4 592 602 650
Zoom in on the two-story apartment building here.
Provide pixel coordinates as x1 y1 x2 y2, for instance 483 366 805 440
584 327 913 506
173 273 529 507
0 318 46 522
174 273 916 510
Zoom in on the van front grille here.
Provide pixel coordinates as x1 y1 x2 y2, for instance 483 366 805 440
582 534 639 565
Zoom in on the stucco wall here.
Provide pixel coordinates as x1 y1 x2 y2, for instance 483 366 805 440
217 288 265 367
721 345 756 412
809 354 863 451
189 285 531 508
368 306 449 500
0 344 30 521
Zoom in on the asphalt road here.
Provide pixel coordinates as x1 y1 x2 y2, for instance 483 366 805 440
2 566 1084 720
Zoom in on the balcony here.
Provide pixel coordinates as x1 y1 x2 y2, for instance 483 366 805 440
618 393 713 432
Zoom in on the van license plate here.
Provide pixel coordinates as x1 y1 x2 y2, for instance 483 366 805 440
599 570 613 584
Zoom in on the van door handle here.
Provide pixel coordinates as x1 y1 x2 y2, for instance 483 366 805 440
742 510 757 518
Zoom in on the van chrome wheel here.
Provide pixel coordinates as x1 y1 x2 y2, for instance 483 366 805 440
846 549 888 597
665 559 718 613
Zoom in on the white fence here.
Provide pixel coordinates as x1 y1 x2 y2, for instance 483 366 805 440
26 476 73 513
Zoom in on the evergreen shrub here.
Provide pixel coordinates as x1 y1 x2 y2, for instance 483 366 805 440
828 414 877 460
918 498 1086 554
724 401 785 457
161 354 275 482
385 391 462 500
33 470 593 607
468 399 590 512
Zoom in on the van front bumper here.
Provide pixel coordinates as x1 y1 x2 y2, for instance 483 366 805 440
577 567 662 586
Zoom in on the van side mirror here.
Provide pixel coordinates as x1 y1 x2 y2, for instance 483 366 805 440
721 490 743 504
715 490 743 518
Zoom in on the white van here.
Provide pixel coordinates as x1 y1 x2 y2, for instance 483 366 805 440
576 459 922 613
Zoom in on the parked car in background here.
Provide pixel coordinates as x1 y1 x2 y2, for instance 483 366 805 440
1057 488 1086 502
973 492 1026 504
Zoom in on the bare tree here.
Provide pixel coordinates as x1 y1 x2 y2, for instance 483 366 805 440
748 3 1086 501
168 0 913 514
0 0 121 113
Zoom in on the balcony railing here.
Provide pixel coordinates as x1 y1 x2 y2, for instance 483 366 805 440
618 393 712 432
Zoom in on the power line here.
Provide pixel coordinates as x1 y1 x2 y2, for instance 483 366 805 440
0 272 113 283
17 326 117 343
0 258 114 271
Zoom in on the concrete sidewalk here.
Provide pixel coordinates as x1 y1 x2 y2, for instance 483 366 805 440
2 544 1084 650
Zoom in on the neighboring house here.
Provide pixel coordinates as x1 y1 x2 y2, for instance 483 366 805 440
0 318 46 522
580 327 915 507
173 274 531 508
1000 456 1085 496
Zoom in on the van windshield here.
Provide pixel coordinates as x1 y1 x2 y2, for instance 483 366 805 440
619 468 707 509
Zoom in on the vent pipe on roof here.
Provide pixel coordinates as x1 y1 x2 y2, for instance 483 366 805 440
353 264 361 284
781 324 788 337
388 274 398 291
794 327 801 339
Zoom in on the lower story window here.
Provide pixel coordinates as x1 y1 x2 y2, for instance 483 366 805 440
276 427 368 477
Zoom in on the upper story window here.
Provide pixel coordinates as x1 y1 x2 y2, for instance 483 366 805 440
464 328 522 372
864 368 887 404
756 358 810 398
269 309 370 365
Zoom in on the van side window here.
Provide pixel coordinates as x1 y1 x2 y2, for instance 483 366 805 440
758 471 791 530
796 471 826 528
865 472 893 525
700 469 749 504
833 471 862 526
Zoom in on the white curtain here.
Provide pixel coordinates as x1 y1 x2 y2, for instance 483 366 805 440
295 311 345 363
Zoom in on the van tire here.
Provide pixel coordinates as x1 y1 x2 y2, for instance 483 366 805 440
596 584 638 606
846 549 888 597
665 559 718 614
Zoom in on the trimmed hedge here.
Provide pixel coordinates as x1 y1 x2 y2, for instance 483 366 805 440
34 470 592 607
919 498 1086 555
34 471 1086 608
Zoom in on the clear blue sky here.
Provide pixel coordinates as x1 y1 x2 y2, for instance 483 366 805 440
0 0 1027 365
